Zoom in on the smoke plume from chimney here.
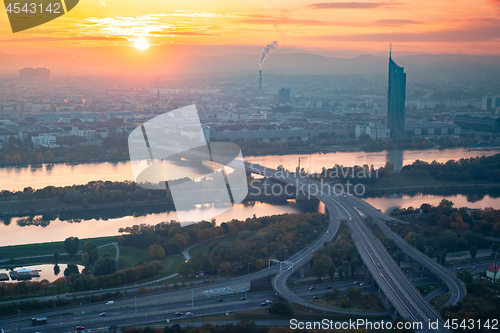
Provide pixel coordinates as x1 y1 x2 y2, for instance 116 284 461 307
260 41 278 69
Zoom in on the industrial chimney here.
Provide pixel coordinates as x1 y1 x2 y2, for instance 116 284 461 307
258 70 262 91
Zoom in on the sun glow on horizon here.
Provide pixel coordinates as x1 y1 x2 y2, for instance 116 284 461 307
134 37 150 51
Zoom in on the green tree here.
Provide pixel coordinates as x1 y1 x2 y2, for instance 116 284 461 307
312 259 328 279
94 257 117 276
177 262 193 278
457 269 473 286
53 251 60 264
64 237 79 256
53 264 60 276
64 263 79 277
324 288 340 302
81 252 90 267
328 263 336 280
82 242 98 264
338 266 345 277
349 257 359 275
269 301 293 316
469 246 478 259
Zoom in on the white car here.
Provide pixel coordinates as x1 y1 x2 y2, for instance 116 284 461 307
106 301 114 305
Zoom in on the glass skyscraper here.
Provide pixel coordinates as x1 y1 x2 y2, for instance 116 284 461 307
387 52 406 139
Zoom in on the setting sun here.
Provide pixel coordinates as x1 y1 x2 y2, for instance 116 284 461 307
134 38 150 51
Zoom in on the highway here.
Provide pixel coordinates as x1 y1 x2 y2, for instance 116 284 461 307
0 160 468 332
346 195 467 307
0 280 389 333
246 162 455 332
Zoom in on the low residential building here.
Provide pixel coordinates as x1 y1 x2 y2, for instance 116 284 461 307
31 134 57 148
71 126 97 141
486 262 500 281
355 123 390 140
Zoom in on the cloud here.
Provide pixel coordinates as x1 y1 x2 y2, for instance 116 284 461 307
148 31 215 36
309 2 400 9
309 25 500 42
373 19 422 26
0 36 128 43
240 17 360 26
238 14 420 27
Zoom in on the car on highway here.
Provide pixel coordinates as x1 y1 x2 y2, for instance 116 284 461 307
76 326 85 331
174 312 183 316
261 301 268 306
353 281 357 284
216 298 224 302
106 301 114 305
240 297 246 300
359 283 364 286
265 300 273 304
312 296 319 299
99 312 107 316
309 286 315 290
186 312 194 316
326 285 332 289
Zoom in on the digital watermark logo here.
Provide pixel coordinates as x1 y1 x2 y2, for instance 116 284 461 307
4 0 79 33
128 104 248 224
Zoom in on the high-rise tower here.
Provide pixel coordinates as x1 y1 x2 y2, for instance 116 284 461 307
387 46 406 139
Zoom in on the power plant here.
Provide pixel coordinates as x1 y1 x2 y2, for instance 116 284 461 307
258 41 278 92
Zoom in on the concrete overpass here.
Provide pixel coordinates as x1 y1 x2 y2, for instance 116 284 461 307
245 162 465 332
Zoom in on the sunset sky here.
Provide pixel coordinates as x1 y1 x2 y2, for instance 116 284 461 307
1 0 499 56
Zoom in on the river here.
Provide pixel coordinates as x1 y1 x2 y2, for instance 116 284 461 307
1 147 500 246
0 147 498 192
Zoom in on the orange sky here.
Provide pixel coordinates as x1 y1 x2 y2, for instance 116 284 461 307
1 0 500 55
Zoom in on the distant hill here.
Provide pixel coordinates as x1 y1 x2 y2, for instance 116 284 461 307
0 47 499 82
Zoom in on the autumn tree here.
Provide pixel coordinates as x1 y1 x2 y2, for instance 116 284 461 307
147 244 166 259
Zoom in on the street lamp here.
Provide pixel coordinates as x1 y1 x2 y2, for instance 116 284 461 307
218 269 220 282
247 262 251 275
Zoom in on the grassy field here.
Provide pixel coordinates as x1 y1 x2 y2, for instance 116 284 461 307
417 284 440 296
118 246 149 267
430 293 451 310
188 243 210 257
0 236 117 261
163 254 185 276
98 243 117 259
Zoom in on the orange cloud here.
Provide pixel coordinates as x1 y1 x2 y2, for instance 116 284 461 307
0 36 128 43
309 2 401 9
309 24 500 43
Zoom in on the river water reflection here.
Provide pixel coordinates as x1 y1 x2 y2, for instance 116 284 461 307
1 147 500 246
0 147 498 192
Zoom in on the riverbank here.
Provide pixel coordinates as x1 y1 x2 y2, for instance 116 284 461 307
1 175 498 219
364 173 500 195
1 142 492 168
